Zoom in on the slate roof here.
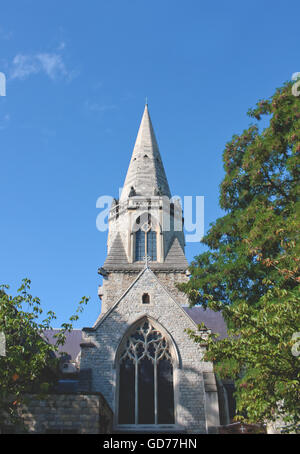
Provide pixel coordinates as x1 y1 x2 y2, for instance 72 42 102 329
183 307 228 339
164 237 189 268
43 329 82 361
103 233 129 268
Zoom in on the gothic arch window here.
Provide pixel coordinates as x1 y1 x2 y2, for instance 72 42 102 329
147 230 157 260
134 214 157 261
117 319 175 426
135 229 145 261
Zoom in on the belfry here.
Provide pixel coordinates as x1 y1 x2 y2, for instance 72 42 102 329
79 105 228 433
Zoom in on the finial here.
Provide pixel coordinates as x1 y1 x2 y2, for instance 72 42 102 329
143 255 151 269
145 96 148 106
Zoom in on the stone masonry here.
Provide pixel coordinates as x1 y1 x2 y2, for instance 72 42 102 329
16 393 113 434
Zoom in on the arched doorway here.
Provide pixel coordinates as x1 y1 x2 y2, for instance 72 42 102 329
116 319 175 427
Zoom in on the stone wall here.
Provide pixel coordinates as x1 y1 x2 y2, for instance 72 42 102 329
14 393 113 434
155 272 189 305
101 272 137 313
101 270 188 314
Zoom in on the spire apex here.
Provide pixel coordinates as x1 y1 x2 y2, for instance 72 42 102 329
120 105 171 202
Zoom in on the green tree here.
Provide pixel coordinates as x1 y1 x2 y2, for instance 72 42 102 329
0 279 89 426
179 80 300 432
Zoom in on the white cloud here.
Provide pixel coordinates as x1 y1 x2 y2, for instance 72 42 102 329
10 55 39 79
36 53 67 79
10 52 72 81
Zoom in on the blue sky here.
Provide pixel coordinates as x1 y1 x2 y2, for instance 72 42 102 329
0 0 299 327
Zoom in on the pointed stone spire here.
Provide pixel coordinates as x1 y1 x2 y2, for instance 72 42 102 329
120 104 171 202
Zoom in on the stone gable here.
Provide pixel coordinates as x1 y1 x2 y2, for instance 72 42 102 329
80 268 219 433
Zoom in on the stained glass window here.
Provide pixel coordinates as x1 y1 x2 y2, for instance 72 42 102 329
118 320 175 425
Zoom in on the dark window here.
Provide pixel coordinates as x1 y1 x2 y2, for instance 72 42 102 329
118 320 174 425
157 358 175 424
138 357 155 424
135 229 157 262
135 229 145 261
142 293 150 304
147 230 157 261
118 356 135 424
134 214 157 262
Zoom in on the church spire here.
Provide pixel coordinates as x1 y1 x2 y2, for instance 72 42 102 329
120 104 171 202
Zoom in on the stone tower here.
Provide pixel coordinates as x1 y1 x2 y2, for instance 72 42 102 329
80 105 221 433
98 104 189 314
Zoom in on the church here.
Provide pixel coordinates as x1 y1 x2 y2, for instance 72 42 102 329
9 105 234 435
77 104 231 434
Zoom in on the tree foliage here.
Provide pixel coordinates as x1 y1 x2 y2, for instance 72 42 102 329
179 81 300 432
0 279 89 426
